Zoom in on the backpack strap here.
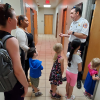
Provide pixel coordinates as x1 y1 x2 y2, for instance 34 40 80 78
1 35 14 49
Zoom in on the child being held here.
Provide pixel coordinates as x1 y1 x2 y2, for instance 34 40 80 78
27 47 43 97
84 58 100 99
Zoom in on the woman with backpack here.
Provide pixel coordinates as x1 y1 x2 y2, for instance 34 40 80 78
0 3 28 100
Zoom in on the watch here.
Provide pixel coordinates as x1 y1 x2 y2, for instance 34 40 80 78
72 32 75 35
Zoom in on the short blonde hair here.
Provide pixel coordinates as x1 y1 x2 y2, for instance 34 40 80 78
91 58 100 68
53 43 62 62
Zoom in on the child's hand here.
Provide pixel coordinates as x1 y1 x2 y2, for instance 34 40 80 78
77 50 81 55
96 76 100 80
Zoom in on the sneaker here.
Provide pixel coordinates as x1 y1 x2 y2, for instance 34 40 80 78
87 94 93 99
51 93 61 99
32 88 39 93
62 77 67 81
35 92 43 97
83 92 88 97
67 95 75 100
77 80 82 89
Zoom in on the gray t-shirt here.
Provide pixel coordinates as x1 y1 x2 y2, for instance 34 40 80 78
66 52 82 74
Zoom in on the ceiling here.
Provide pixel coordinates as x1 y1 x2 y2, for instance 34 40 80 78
35 0 61 8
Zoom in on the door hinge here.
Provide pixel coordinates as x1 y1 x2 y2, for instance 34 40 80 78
91 4 96 10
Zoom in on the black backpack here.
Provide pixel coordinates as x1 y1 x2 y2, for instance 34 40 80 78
0 35 17 92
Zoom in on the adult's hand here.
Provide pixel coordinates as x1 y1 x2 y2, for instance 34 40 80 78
68 30 73 35
59 33 64 37
59 33 70 37
21 86 28 97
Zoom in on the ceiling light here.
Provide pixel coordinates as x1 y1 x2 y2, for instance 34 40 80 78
44 5 51 7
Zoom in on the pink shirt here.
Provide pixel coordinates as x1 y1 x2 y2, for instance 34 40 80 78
88 63 98 76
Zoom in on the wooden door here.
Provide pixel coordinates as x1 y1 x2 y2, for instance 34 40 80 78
44 15 53 34
82 0 100 80
62 9 67 48
26 7 31 33
33 10 38 45
26 7 38 45
56 13 58 38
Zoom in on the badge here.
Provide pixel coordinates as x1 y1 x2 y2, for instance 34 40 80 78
78 23 81 26
83 23 88 28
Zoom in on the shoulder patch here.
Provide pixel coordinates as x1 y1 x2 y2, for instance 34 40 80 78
83 23 88 28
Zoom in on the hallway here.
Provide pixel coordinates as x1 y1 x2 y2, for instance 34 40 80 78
24 34 89 100
0 34 90 100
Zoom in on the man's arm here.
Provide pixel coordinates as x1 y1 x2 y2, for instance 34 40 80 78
73 32 87 39
59 33 70 37
68 31 87 39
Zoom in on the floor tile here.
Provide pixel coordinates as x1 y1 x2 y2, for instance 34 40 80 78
24 97 31 100
46 69 51 74
25 87 32 97
31 97 46 100
45 64 53 69
40 74 45 79
39 80 46 88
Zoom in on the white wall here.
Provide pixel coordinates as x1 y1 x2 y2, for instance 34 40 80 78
3 0 21 15
54 0 88 55
2 0 22 36
38 8 55 34
23 0 38 14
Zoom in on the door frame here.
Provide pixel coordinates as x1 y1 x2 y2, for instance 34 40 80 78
82 0 96 80
55 13 58 38
30 8 34 36
61 8 67 47
44 14 53 34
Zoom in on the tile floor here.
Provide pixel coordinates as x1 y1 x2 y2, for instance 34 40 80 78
0 34 89 100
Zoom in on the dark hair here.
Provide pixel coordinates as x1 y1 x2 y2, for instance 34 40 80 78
27 47 36 58
17 15 26 26
72 7 82 16
0 3 14 26
68 39 81 67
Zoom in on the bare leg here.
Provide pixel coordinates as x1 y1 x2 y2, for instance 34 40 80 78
67 85 74 99
52 84 57 94
51 84 53 90
66 82 70 96
32 84 38 93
